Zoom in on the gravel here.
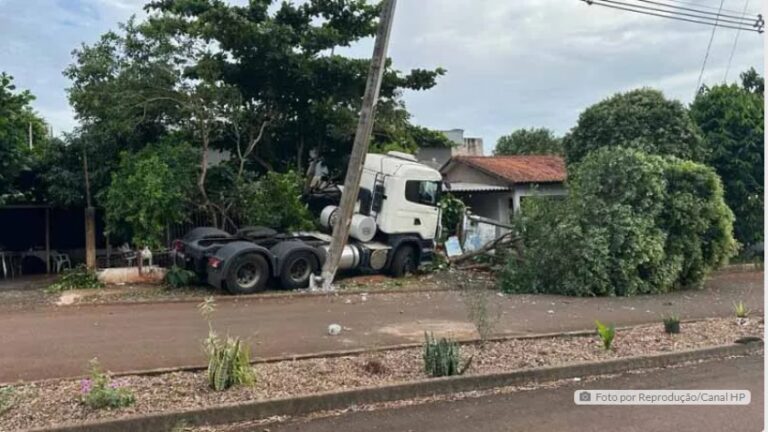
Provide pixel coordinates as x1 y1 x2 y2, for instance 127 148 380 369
1 317 761 431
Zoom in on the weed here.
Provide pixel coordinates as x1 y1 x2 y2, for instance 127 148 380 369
459 274 501 345
662 313 680 334
423 332 472 377
733 301 750 318
81 358 135 410
165 265 196 288
46 265 103 293
595 320 615 350
199 297 256 391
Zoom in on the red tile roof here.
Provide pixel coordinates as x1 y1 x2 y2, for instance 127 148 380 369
451 155 567 184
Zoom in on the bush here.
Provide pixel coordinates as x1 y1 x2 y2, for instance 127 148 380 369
501 147 736 296
80 358 135 410
237 171 314 232
733 301 750 318
104 143 196 250
46 265 104 293
595 321 615 350
438 193 466 241
164 265 196 288
199 297 256 391
663 314 680 334
423 333 471 377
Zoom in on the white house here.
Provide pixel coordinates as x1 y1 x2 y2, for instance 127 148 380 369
440 155 568 229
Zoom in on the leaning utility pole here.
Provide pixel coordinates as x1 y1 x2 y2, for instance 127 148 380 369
319 0 397 291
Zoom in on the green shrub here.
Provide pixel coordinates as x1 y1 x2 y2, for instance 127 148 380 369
164 265 196 288
198 297 256 391
236 171 314 232
595 321 615 350
438 193 466 240
46 265 104 293
733 301 750 318
501 147 736 296
81 358 135 410
422 333 472 377
662 314 680 334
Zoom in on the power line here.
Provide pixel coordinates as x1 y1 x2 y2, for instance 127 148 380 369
634 0 760 23
695 0 725 95
597 0 757 27
723 0 751 82
661 0 755 16
583 0 762 32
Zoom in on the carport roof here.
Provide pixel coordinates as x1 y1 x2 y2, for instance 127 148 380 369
443 182 511 192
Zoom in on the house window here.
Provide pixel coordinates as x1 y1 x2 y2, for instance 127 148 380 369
405 180 440 206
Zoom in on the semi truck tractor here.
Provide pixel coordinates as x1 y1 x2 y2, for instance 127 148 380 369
174 151 443 294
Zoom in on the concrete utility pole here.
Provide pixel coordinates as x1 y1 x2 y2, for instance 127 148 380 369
319 0 398 291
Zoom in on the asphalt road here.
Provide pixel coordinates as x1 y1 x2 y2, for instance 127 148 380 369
0 271 761 383
270 355 764 432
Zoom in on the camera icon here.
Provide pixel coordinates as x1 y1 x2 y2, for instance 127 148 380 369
579 391 591 402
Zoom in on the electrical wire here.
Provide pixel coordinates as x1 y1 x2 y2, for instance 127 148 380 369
584 0 762 32
634 0 758 23
591 0 759 28
660 0 755 16
695 0 725 95
723 0 751 82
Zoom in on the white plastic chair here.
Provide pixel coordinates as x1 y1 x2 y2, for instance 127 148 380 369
52 253 71 273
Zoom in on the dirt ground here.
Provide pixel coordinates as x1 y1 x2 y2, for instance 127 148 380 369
0 270 761 383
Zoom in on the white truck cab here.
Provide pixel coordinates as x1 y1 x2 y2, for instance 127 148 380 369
360 151 443 241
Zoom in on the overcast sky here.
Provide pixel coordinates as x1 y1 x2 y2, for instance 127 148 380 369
0 0 763 153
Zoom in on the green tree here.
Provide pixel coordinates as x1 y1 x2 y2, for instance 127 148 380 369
690 68 764 246
563 89 705 165
104 142 197 249
494 127 562 155
502 147 735 297
0 73 48 204
64 1 446 227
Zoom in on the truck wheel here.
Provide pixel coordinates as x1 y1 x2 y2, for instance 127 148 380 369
280 251 318 290
225 254 269 294
390 245 416 278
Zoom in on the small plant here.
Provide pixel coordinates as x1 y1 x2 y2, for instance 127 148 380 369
0 386 15 416
662 313 680 334
46 265 103 293
80 358 135 410
459 275 501 345
165 265 196 288
199 297 256 391
423 332 472 377
733 301 750 318
595 320 615 350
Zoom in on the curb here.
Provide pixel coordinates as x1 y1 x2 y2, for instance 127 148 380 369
714 263 764 274
30 342 762 432
65 282 453 309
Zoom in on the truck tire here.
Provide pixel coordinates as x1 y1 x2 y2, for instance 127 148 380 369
224 253 269 294
279 251 318 290
390 245 416 278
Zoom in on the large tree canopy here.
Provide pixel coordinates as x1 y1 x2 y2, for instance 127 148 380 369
494 127 562 156
502 147 735 296
0 73 48 204
563 88 705 165
63 0 447 231
690 68 764 247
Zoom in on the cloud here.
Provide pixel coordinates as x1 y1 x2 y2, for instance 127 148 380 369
0 0 762 151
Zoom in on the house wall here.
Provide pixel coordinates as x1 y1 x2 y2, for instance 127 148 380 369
511 183 567 214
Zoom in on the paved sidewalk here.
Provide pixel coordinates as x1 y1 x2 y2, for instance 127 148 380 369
0 271 761 383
